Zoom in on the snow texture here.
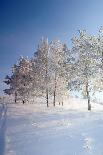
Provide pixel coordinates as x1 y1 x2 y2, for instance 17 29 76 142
1 98 103 155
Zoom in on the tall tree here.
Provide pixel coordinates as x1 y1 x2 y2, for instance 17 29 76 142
93 26 103 94
32 38 50 107
49 40 68 106
70 30 97 110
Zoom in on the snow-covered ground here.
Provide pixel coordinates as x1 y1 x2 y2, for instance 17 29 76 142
1 98 103 155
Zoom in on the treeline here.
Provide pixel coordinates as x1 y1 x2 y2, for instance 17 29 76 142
4 28 103 110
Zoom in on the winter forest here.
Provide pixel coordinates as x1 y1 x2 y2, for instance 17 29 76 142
4 27 103 110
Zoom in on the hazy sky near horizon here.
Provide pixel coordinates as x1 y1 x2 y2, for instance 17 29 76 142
1 0 103 94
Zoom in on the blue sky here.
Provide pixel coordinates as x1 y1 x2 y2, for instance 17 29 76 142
1 0 103 94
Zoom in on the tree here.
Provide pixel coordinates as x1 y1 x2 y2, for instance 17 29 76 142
4 56 33 103
92 26 103 94
4 66 19 103
16 56 33 103
70 30 97 110
49 40 68 106
32 38 50 107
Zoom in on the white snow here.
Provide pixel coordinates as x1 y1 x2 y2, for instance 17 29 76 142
83 137 93 150
1 98 103 155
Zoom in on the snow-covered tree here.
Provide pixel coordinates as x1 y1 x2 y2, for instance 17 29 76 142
4 65 20 103
70 30 97 110
5 29 103 108
92 26 103 94
30 52 39 100
4 56 33 103
16 56 33 103
49 40 68 106
32 38 50 106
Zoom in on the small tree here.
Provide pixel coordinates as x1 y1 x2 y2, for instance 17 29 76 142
4 66 19 103
16 56 33 103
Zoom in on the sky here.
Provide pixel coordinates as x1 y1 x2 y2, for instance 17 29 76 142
1 0 103 95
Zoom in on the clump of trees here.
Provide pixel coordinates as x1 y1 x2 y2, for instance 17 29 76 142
4 27 103 110
4 39 68 106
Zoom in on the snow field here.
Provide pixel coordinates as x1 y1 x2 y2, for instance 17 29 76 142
2 98 103 155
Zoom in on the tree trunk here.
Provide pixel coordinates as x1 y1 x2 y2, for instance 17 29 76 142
62 101 63 106
88 97 91 111
53 91 56 106
22 99 25 104
45 48 49 107
46 89 49 107
15 92 17 103
86 82 91 111
53 72 56 107
101 51 103 81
